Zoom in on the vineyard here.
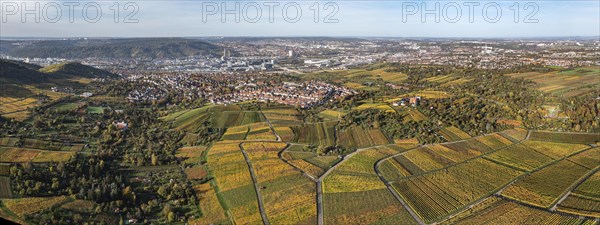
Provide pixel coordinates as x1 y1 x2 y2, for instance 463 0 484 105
246 122 277 140
379 133 518 181
337 126 390 148
2 196 72 217
528 131 600 144
262 108 303 126
323 145 416 224
440 196 594 224
391 158 523 223
242 142 317 224
437 126 471 141
191 183 229 225
557 171 600 217
281 145 340 177
205 141 263 224
501 157 592 208
293 122 337 147
0 147 75 163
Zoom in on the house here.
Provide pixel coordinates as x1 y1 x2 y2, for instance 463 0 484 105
409 96 421 106
113 121 128 130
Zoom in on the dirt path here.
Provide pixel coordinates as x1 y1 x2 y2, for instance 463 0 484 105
261 111 281 142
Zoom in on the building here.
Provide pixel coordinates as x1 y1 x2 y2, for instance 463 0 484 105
409 96 421 106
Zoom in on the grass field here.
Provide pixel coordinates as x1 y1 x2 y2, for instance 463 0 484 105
403 108 428 123
353 102 396 113
281 145 341 177
318 110 346 121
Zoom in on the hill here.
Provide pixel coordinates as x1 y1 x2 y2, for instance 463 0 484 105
0 59 48 84
39 62 119 79
1 38 225 59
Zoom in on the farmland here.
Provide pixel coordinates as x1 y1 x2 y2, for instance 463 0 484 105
390 157 523 223
506 67 600 97
323 145 417 224
500 151 595 208
0 147 75 163
242 142 317 224
337 125 390 148
437 126 471 141
293 122 337 147
281 145 340 177
557 171 600 217
379 132 517 181
440 196 595 224
205 141 263 224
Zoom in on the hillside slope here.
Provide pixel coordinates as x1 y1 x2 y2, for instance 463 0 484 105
2 38 225 59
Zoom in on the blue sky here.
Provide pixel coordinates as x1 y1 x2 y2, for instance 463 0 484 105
1 0 598 37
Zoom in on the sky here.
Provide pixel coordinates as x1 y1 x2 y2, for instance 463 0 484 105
0 0 599 38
